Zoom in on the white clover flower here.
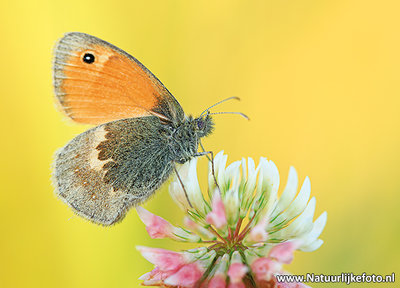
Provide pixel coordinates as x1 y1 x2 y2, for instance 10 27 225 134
136 151 327 287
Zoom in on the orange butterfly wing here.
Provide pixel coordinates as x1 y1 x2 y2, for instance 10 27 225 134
53 32 184 124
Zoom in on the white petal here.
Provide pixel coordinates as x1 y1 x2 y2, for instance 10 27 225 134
264 160 280 217
169 181 191 211
299 239 324 252
224 188 240 226
272 197 316 240
183 247 208 261
241 158 247 181
200 250 217 262
184 217 216 240
288 176 311 215
217 154 228 189
214 150 225 164
256 157 267 196
172 227 201 242
298 211 327 248
291 197 316 235
231 251 243 263
239 158 247 197
225 161 242 191
311 211 328 239
272 176 311 226
185 158 207 214
138 272 151 281
248 157 256 176
240 157 259 217
212 151 227 186
271 166 298 218
255 158 280 218
176 161 190 177
214 253 230 274
170 162 192 209
209 151 225 192
246 158 259 196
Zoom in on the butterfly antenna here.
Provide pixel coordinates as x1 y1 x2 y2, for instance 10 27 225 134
208 111 250 120
200 96 241 117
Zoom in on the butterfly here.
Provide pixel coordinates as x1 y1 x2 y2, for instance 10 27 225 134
52 32 245 225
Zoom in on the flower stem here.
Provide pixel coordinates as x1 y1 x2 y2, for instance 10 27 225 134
237 213 256 242
233 218 243 241
200 240 218 244
208 226 228 244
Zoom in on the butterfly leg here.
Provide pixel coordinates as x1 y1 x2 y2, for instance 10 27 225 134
194 148 221 193
199 141 212 162
173 165 194 208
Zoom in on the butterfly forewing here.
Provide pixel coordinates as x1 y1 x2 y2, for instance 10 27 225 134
53 32 184 124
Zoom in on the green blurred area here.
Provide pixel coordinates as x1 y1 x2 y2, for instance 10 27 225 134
0 0 399 287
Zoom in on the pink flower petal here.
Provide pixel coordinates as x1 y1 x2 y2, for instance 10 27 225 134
248 218 268 242
227 262 248 283
251 257 281 281
184 217 198 230
277 281 310 288
139 267 176 286
207 274 227 288
136 207 174 239
206 192 227 228
164 263 204 287
269 241 299 264
254 279 278 288
137 246 185 272
228 282 246 288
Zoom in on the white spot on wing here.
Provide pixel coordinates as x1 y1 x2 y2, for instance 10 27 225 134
89 126 111 171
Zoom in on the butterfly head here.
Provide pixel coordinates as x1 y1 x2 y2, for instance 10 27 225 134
195 112 214 138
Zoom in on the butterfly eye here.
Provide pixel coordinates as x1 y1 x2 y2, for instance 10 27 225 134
197 119 204 130
82 53 95 64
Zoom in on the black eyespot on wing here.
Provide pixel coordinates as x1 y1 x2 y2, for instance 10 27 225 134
83 53 95 64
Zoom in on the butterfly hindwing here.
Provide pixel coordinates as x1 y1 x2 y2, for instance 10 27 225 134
53 32 184 124
53 116 174 225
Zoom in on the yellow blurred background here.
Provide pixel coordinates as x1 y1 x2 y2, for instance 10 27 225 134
1 0 399 287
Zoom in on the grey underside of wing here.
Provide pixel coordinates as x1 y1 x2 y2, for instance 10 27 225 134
53 116 173 225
